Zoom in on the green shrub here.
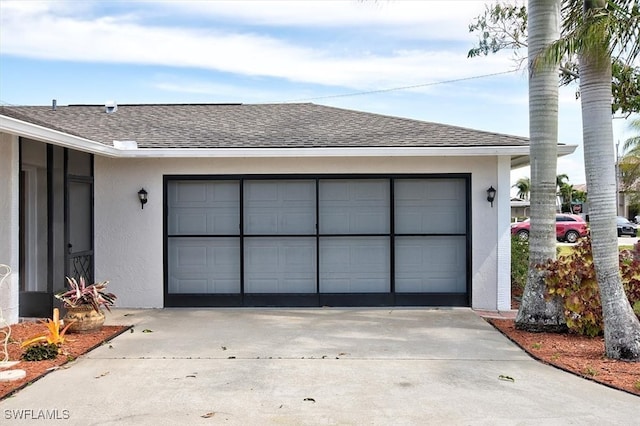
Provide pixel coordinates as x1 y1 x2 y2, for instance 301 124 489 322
511 236 529 290
21 343 59 361
541 237 640 336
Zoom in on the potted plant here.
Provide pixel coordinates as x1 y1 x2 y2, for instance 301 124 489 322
55 277 117 333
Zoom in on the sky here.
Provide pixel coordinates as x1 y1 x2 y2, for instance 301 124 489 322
0 0 637 191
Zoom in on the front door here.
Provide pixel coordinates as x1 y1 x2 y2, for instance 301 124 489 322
19 141 94 318
66 150 94 284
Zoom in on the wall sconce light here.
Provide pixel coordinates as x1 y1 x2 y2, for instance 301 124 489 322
487 186 496 207
138 188 148 209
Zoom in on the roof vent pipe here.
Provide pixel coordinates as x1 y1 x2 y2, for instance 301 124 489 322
105 101 117 114
52 99 57 111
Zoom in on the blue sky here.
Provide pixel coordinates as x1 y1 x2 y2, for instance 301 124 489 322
1 0 637 189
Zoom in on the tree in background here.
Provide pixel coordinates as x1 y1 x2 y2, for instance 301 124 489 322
471 1 640 359
512 176 532 199
620 118 640 214
513 174 577 211
559 181 575 210
468 1 640 116
539 0 640 360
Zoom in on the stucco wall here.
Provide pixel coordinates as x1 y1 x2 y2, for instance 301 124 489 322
0 133 20 324
94 155 510 310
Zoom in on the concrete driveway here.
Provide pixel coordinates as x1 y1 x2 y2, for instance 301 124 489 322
1 308 637 425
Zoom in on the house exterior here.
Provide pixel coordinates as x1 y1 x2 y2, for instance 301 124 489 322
0 103 576 322
510 197 530 219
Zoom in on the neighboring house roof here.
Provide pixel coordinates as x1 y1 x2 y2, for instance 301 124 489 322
573 183 587 192
0 103 577 164
510 197 530 207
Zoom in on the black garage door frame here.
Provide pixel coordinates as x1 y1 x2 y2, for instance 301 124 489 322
163 173 472 307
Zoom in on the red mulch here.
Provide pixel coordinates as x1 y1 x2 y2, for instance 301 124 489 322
490 318 640 396
1 323 129 400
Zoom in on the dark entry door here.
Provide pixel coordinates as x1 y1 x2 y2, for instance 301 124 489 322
66 151 94 283
66 179 94 282
19 142 93 318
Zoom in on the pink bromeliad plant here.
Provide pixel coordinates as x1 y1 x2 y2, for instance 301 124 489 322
55 277 117 312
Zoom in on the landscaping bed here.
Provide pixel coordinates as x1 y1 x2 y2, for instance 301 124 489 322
1 322 129 400
489 318 640 396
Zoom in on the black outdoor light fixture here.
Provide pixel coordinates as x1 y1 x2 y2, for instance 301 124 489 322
138 188 148 209
487 186 497 207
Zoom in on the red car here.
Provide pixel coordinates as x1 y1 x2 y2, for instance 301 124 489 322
511 214 589 243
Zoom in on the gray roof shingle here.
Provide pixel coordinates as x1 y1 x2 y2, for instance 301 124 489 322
0 103 530 149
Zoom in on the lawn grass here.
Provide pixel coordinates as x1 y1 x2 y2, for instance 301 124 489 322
558 242 636 257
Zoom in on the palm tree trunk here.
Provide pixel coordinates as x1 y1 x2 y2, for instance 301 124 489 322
516 0 567 332
580 52 640 360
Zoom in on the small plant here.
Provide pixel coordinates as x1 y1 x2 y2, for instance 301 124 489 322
551 353 560 361
584 366 598 377
541 237 640 336
511 236 529 291
56 276 116 312
634 380 640 391
22 343 59 361
21 308 73 348
531 342 542 350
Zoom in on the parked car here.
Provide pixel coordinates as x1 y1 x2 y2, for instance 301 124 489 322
511 214 589 243
617 216 638 237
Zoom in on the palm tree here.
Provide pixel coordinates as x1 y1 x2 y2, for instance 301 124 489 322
515 0 567 333
556 173 569 191
621 118 640 152
542 0 640 360
512 176 532 200
556 173 571 210
620 119 640 214
559 182 575 210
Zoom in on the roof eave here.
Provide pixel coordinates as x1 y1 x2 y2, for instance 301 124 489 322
0 114 120 157
1 114 577 166
113 146 541 161
510 144 577 169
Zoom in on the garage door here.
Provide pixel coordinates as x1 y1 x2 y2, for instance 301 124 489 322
165 175 469 307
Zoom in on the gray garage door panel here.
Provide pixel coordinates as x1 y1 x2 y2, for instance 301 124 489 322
167 181 239 235
320 179 390 234
395 179 466 234
395 236 466 293
244 180 316 235
166 176 469 305
168 237 240 293
244 237 317 293
320 237 390 293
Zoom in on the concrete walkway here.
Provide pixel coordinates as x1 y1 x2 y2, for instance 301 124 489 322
0 308 636 425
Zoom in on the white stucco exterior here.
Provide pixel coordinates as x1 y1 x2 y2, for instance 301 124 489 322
94 155 511 311
0 133 20 324
3 101 577 320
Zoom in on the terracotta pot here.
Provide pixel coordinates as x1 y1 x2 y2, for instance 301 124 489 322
63 306 105 333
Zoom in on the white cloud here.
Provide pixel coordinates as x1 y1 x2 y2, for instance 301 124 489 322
151 77 283 103
0 0 513 89
152 0 494 40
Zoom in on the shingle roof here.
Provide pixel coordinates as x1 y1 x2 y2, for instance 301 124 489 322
0 103 530 149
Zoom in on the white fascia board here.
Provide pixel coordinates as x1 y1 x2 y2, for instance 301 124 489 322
114 146 537 158
114 145 578 171
0 115 120 157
